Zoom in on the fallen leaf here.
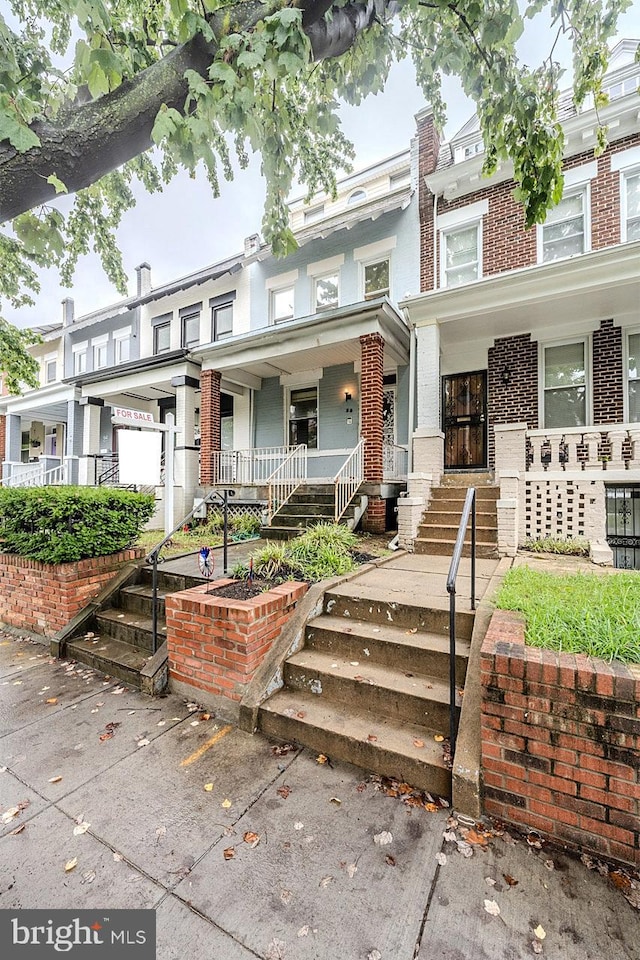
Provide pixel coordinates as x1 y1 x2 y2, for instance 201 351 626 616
374 831 393 846
485 876 497 886
271 743 295 757
190 720 199 727
99 732 113 742
544 859 555 871
64 857 78 873
1 806 20 824
425 803 439 813
503 873 519 887
527 831 543 849
199 713 211 721
316 754 328 764
436 852 447 866
319 875 334 888
297 926 310 938
137 738 150 748
329 797 341 806
73 821 90 836
346 863 358 878
157 720 166 727
367 734 378 742
266 938 286 960
609 870 632 891
466 829 490 846
532 941 543 954
484 899 500 916
443 830 457 843
91 708 99 714
356 782 367 793
204 783 214 792
45 698 58 705
434 735 444 742
385 854 396 866
277 785 291 800
221 799 232 809
413 738 425 748
533 925 546 940
10 824 25 835
223 847 235 860
243 831 260 848
48 776 63 784
296 710 306 718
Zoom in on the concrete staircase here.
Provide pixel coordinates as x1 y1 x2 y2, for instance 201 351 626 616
258 564 475 797
414 475 499 559
261 483 361 541
61 567 205 690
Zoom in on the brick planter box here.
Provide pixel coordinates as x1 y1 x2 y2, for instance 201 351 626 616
480 609 640 869
166 579 308 720
0 548 144 637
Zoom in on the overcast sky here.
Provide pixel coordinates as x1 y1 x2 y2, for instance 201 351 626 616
5 3 640 329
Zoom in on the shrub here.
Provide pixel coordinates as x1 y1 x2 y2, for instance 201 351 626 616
232 512 261 538
0 486 155 564
521 536 589 556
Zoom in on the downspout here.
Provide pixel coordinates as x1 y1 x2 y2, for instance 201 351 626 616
433 191 439 291
406 312 416 475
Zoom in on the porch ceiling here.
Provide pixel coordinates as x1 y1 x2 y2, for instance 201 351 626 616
404 241 640 347
0 385 77 424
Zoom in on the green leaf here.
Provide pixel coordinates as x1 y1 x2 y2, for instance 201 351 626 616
46 173 68 194
0 107 40 151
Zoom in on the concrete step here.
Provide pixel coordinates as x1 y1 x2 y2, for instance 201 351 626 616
287 492 335 505
64 634 152 689
305 613 469 684
439 472 495 486
420 508 497 525
430 486 499 502
273 513 335 528
94 608 166 651
413 538 498 559
139 566 209 593
417 524 497 543
284 649 456 730
259 689 452 796
295 485 335 497
276 503 336 517
324 587 475 640
118 584 166 618
259 525 303 541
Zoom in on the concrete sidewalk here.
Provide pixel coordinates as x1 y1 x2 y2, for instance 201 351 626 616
0 631 637 959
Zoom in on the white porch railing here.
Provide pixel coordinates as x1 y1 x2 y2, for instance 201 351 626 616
267 444 307 519
212 446 294 485
526 424 640 474
383 442 408 480
1 462 68 488
334 439 365 522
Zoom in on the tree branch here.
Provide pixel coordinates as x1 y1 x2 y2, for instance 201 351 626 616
0 0 400 224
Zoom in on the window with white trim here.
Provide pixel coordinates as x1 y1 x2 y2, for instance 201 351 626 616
180 306 201 348
271 286 294 323
44 357 57 383
623 169 640 242
441 223 480 287
153 320 171 355
348 189 367 205
363 259 390 300
304 205 324 224
539 187 589 263
628 331 640 423
73 347 87 375
314 272 339 311
288 386 318 448
114 330 131 364
212 302 233 340
542 340 587 428
93 341 108 369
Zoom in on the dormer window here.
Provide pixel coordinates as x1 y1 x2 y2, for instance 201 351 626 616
348 189 367 205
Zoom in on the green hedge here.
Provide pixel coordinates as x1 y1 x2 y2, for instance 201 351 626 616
0 486 155 564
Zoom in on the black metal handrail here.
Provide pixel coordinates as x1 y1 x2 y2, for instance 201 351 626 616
145 488 233 653
445 487 476 757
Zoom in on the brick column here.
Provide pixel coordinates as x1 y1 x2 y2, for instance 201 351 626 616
200 369 221 485
360 333 385 533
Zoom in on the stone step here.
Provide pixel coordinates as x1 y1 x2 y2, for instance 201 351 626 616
259 525 303 541
439 472 496 486
413 538 498 559
324 587 475 640
287 492 335 505
273 513 336 528
284 649 456 730
295 485 335 497
305 613 469 684
276 503 336 517
118 584 166 618
420 508 497 524
139 566 209 593
417 524 497 543
64 634 152 689
259 689 452 796
94 608 166 651
430 486 499 502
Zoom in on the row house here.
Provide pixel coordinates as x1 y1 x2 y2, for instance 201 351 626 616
400 39 640 568
0 148 420 531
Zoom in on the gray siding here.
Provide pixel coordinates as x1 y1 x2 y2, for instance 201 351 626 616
253 377 283 446
318 364 359 451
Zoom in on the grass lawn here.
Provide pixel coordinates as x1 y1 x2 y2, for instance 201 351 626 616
495 565 640 665
135 528 224 556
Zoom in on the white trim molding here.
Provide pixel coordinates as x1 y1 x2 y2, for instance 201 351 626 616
265 269 299 291
353 236 398 261
306 254 345 276
436 199 489 231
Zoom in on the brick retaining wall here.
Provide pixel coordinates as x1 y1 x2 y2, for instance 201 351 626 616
166 579 308 704
480 609 639 869
0 549 144 637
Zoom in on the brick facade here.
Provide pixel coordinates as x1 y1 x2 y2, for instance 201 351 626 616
199 368 221 485
592 318 624 425
0 548 144 637
166 579 308 704
487 334 539 468
416 110 441 293
359 333 386 533
481 610 639 870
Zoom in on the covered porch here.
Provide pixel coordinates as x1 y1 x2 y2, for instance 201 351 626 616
195 298 411 532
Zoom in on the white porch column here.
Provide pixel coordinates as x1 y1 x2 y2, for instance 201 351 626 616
172 375 200 512
494 423 527 557
79 398 103 485
5 413 21 462
415 321 441 430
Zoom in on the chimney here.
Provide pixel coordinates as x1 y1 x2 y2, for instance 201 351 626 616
415 105 441 179
244 234 260 257
135 262 152 296
62 297 74 327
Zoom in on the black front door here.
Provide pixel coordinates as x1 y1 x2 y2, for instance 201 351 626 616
443 371 487 470
606 485 640 569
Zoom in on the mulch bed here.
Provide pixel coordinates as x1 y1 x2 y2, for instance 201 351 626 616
207 579 272 600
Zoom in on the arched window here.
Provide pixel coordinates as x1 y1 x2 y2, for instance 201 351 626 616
347 189 367 205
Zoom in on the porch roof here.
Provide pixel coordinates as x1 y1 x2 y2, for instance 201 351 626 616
0 382 79 424
73 355 202 403
194 297 410 390
402 241 640 348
